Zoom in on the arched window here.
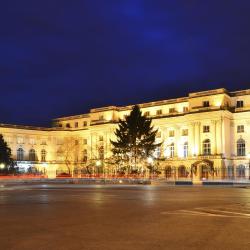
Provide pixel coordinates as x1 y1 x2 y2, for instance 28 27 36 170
165 166 172 178
237 139 245 156
169 143 174 158
41 149 46 162
17 148 24 161
29 149 36 161
236 165 245 178
203 139 211 155
183 142 188 158
178 166 187 178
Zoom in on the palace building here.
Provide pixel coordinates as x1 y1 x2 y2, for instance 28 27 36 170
1 88 250 180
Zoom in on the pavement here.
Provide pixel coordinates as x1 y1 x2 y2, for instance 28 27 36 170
0 184 250 250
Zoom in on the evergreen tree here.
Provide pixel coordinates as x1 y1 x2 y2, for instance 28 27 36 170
111 105 161 171
0 134 15 173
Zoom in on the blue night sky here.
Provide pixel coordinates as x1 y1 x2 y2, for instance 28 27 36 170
1 1 250 126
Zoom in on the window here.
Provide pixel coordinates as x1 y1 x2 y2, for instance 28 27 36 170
203 101 210 107
237 139 245 156
156 110 162 115
236 100 244 108
66 123 71 128
99 115 104 120
83 149 88 162
154 147 161 158
17 148 24 161
182 129 188 136
156 131 161 138
41 149 46 162
29 138 36 145
183 107 188 112
99 135 104 141
169 108 175 113
83 121 88 127
144 111 150 117
237 165 245 178
99 146 104 159
29 149 36 161
183 142 188 158
75 140 79 145
17 137 24 144
169 143 175 158
237 125 244 133
203 125 210 133
41 139 47 145
75 122 78 128
178 166 187 178
83 139 87 145
203 139 211 155
169 130 175 137
57 139 63 145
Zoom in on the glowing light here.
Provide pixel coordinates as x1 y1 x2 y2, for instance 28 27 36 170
0 164 5 169
96 160 101 166
147 157 153 164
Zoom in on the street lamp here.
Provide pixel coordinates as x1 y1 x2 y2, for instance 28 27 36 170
0 163 5 169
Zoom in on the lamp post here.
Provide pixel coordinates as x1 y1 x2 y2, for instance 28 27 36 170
0 163 5 169
147 157 154 179
96 160 101 177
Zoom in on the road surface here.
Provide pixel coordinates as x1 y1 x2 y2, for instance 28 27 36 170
0 184 250 250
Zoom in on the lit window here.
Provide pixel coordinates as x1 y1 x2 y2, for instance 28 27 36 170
237 125 244 133
75 140 79 145
29 149 36 161
66 123 71 128
99 115 104 120
183 142 188 158
183 107 188 112
17 148 24 161
144 111 150 117
75 122 78 128
83 121 88 127
203 139 211 155
203 126 210 133
169 143 175 158
41 149 47 162
83 139 87 145
237 139 245 156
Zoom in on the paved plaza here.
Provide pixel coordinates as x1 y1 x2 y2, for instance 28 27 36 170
0 184 250 250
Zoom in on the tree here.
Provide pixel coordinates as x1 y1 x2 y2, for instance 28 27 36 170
110 105 161 172
0 134 16 173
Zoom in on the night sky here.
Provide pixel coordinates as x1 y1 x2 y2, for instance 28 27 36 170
1 1 250 127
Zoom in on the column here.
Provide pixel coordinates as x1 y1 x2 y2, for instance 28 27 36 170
211 120 217 155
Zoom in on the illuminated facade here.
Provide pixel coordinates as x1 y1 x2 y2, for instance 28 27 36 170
1 88 250 180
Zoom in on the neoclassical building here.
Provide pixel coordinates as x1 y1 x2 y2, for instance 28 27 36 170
0 88 250 180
